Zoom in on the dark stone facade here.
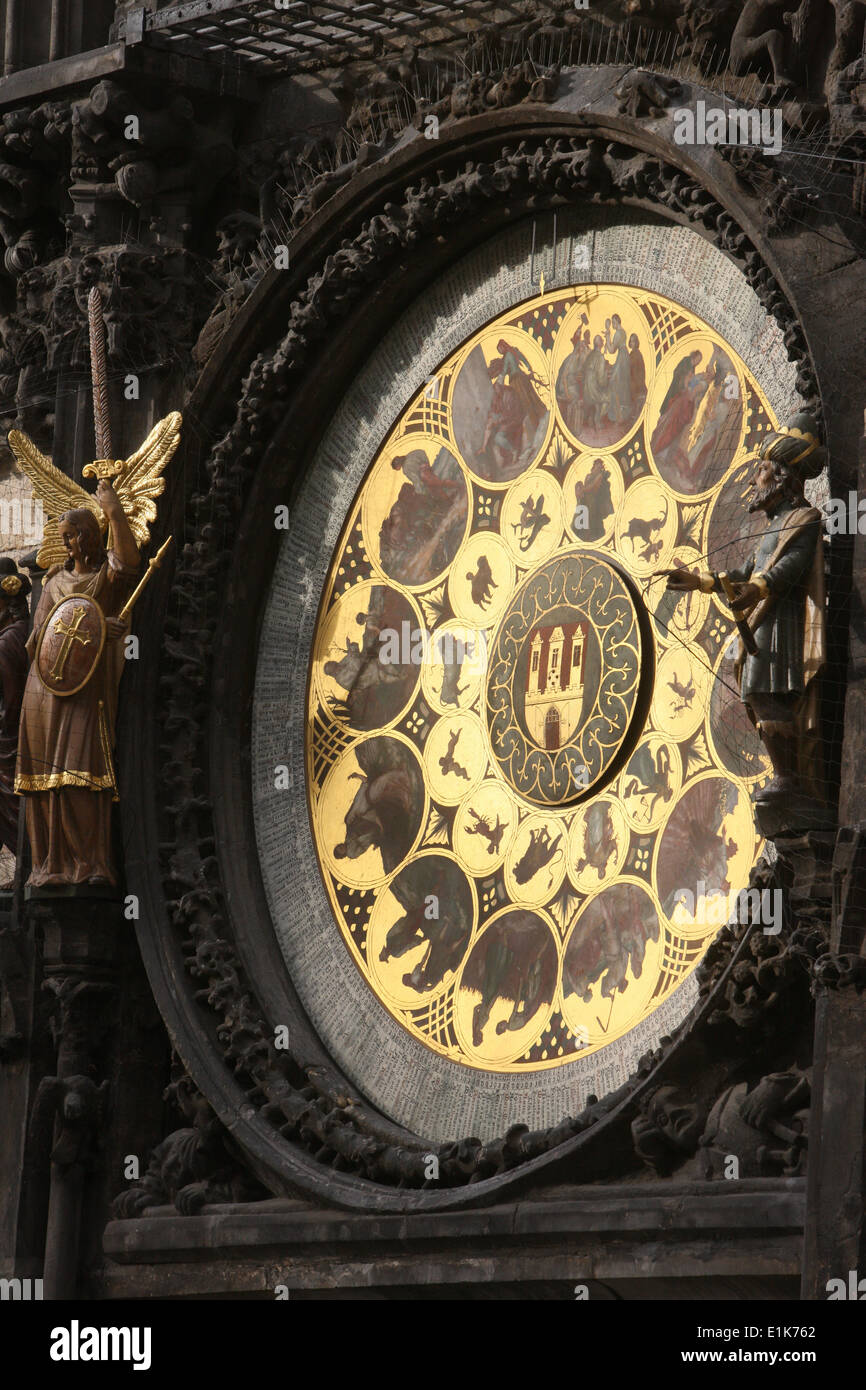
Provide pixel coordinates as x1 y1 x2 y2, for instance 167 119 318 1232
1 1 866 1300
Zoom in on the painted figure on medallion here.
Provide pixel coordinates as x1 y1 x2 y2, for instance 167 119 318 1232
650 341 742 493
621 740 677 827
321 583 422 731
572 456 615 541
372 854 474 1000
376 445 468 586
657 778 744 922
482 340 549 477
452 331 551 482
563 882 659 1005
555 298 648 447
571 799 627 889
329 735 426 879
458 909 558 1058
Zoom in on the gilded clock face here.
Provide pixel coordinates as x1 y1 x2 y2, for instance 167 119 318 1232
306 282 772 1073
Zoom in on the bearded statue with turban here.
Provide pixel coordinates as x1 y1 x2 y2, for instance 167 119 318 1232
660 410 827 807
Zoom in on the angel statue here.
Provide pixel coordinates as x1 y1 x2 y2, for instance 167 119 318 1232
8 411 179 888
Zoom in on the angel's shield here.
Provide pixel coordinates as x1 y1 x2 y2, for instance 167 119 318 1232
35 594 106 697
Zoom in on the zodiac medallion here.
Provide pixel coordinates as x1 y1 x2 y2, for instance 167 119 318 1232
306 282 771 1072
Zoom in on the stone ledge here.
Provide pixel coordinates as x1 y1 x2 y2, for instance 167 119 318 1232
100 1182 804 1297
104 1179 804 1255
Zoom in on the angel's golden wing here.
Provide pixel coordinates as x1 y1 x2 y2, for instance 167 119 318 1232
112 412 181 548
7 430 103 569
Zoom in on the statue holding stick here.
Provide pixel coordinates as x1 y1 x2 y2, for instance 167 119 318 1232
657 411 827 812
9 288 178 887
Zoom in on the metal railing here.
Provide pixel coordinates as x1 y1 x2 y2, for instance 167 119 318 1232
119 0 538 73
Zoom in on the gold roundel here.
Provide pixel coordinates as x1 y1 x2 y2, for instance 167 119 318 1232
485 551 648 806
307 281 775 1073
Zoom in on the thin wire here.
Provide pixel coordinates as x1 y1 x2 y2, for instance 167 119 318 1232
642 585 744 702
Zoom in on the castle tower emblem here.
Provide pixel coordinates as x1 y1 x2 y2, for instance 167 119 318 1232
525 621 587 749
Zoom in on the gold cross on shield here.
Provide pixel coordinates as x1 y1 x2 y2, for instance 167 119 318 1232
49 604 92 682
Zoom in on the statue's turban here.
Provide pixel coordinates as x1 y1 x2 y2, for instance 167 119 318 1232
758 410 825 481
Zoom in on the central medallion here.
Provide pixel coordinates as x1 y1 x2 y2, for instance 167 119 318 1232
486 552 650 807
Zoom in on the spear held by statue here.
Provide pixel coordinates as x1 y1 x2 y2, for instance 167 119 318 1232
8 286 181 696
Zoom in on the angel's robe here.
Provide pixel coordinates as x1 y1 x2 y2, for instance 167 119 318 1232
14 551 138 886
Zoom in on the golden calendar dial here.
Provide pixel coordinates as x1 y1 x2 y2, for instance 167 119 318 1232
307 283 771 1072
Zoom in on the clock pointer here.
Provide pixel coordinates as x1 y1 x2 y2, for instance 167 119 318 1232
596 991 616 1033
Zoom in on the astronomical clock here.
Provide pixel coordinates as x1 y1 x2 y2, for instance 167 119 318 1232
254 215 797 1142
8 0 866 1314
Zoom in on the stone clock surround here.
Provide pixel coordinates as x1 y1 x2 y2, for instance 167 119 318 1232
119 100 849 1207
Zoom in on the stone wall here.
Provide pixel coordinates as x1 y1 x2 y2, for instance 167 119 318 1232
0 466 40 563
